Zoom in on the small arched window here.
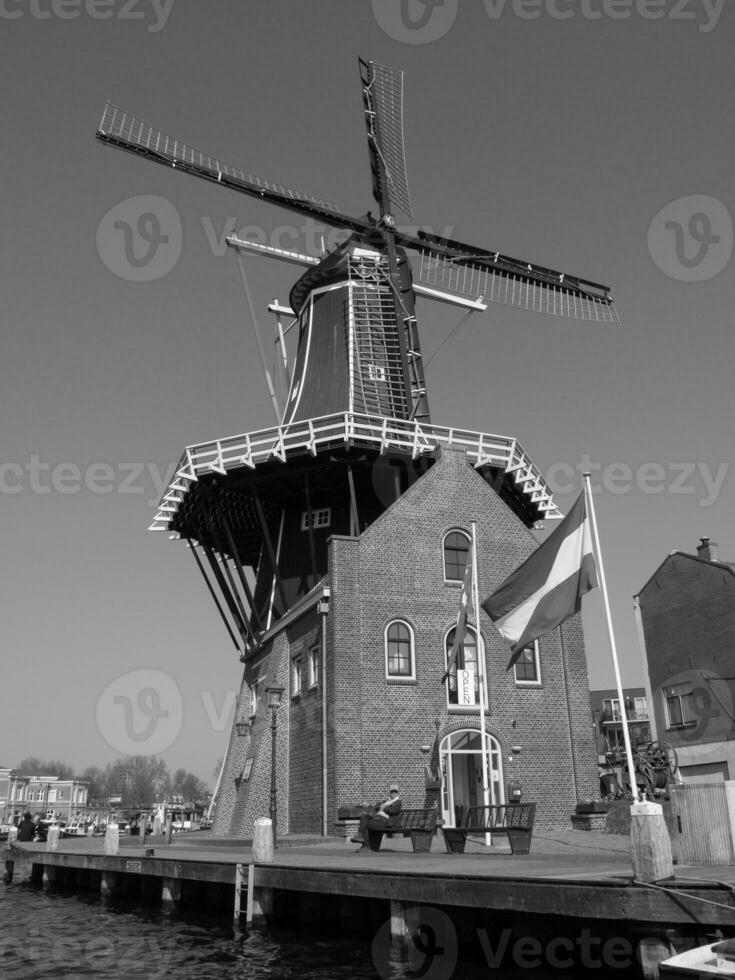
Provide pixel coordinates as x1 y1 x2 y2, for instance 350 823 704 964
445 625 481 705
443 530 470 582
385 620 415 680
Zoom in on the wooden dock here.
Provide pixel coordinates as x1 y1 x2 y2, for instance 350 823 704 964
7 829 735 977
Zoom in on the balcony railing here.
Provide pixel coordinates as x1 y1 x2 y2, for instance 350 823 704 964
602 709 649 723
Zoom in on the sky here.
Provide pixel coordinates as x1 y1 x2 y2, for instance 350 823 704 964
2 0 733 784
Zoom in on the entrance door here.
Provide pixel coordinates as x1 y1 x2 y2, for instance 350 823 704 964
439 729 503 827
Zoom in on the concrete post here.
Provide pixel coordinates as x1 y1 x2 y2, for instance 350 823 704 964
630 800 674 882
252 818 274 863
104 825 119 855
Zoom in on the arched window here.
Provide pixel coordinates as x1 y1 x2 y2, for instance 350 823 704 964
385 620 415 680
445 625 481 705
443 530 470 582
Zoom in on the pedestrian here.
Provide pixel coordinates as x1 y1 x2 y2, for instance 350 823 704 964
351 784 402 849
16 812 34 842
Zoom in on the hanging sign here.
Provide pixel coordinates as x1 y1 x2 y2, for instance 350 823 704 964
458 668 476 706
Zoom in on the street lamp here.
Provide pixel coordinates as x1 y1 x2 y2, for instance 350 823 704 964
235 720 251 737
265 686 284 849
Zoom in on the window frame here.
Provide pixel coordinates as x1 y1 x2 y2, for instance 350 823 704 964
291 655 303 698
384 619 416 682
513 640 541 687
301 507 331 531
249 680 260 718
443 529 471 583
665 692 695 730
308 644 320 689
603 697 622 721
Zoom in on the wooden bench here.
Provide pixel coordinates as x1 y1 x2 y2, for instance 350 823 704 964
442 802 537 855
366 806 439 852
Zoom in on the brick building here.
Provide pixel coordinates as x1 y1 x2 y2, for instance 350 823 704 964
635 537 735 782
0 768 89 824
209 447 599 836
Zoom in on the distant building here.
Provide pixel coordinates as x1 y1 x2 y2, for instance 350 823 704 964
635 537 735 782
589 688 652 765
0 769 89 824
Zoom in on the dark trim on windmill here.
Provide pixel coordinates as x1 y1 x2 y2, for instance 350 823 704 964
252 488 290 614
346 464 360 537
198 529 251 645
220 512 264 633
205 512 255 644
186 537 243 655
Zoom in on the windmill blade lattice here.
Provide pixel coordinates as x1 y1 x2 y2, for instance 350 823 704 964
414 250 620 322
97 102 342 216
360 59 412 219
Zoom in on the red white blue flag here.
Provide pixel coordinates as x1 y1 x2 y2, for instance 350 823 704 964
482 493 597 667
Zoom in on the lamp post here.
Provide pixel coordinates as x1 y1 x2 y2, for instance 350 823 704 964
266 686 284 849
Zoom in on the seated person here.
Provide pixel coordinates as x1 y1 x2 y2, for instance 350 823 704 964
351 784 401 847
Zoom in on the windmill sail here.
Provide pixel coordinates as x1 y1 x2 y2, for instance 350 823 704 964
97 102 343 217
414 249 620 322
360 59 412 219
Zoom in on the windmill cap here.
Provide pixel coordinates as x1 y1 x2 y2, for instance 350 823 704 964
389 784 399 792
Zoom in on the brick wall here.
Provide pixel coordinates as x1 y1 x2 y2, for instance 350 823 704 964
639 554 735 749
327 446 596 830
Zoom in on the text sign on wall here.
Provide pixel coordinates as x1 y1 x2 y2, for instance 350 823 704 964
458 668 476 706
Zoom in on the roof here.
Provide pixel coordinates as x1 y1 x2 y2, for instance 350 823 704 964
635 550 735 598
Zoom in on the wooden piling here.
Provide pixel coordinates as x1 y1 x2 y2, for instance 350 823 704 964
234 863 244 922
161 876 181 909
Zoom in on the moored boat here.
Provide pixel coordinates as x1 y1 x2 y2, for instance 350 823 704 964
60 822 87 838
661 938 735 977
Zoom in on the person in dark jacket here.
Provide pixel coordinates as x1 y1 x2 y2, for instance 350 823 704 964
16 813 34 842
351 784 402 848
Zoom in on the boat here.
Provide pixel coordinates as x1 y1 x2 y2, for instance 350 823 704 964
60 822 87 838
661 938 735 977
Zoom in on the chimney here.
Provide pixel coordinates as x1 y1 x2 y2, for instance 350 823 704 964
697 537 719 562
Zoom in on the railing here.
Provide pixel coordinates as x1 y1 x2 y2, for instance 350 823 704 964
602 708 649 723
149 411 561 529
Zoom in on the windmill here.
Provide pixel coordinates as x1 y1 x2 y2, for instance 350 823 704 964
96 59 619 654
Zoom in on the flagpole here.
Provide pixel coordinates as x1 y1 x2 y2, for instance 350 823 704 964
582 474 639 800
471 522 492 844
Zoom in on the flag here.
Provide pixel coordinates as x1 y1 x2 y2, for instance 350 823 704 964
440 543 473 685
482 492 597 667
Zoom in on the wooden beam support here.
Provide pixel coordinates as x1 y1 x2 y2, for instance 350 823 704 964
187 538 242 654
346 465 360 537
303 471 319 585
205 513 257 646
220 513 264 633
199 532 250 644
252 490 289 614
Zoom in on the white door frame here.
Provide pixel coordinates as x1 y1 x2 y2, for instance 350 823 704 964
439 728 504 827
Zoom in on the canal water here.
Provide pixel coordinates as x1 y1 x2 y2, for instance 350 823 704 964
0 880 638 979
